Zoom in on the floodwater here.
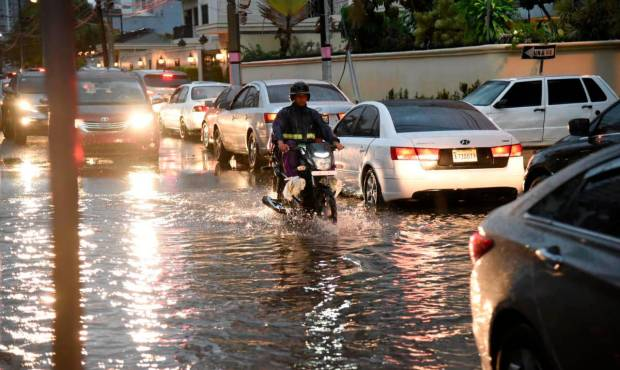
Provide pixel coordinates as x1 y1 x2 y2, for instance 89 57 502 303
0 136 491 369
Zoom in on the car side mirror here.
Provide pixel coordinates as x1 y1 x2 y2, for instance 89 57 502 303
493 99 508 109
568 118 590 137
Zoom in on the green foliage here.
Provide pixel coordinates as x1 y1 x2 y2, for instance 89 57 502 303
174 66 199 81
556 0 620 41
414 0 465 48
340 0 415 53
242 38 320 62
389 80 481 100
509 20 565 46
457 0 516 44
203 62 227 82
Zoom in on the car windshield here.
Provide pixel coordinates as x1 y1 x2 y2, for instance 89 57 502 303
463 80 509 106
143 74 190 88
191 86 227 100
77 78 147 105
267 84 347 103
19 76 46 94
387 104 498 132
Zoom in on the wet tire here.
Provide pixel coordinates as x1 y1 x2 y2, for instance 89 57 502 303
494 324 546 370
179 118 189 141
325 192 337 223
363 168 384 209
529 174 549 190
247 131 262 171
201 121 211 151
213 128 232 164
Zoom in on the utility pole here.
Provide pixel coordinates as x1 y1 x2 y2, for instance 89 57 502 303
104 0 115 67
226 0 241 85
95 0 109 67
40 0 82 368
17 0 23 69
319 0 331 81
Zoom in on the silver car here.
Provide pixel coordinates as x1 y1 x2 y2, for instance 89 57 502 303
210 79 353 170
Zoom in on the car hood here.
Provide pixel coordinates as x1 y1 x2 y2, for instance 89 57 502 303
77 104 152 122
20 93 47 105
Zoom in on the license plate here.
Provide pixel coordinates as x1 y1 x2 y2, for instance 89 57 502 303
311 170 336 176
452 149 477 163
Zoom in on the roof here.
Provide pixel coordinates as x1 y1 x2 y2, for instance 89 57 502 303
190 81 230 86
77 70 140 80
258 79 333 86
490 74 601 82
133 70 188 76
380 99 476 110
115 28 171 45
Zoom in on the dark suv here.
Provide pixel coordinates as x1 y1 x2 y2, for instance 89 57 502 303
524 100 620 190
1 70 48 144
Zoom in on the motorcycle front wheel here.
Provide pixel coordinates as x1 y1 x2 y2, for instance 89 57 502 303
317 187 337 224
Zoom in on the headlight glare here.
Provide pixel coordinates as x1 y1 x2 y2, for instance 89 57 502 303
128 112 153 129
17 99 35 112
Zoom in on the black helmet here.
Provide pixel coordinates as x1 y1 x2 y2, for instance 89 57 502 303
289 81 310 101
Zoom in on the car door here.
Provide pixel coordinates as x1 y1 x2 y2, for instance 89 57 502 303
161 88 180 128
333 106 364 187
224 87 250 152
345 105 380 188
527 162 620 370
172 87 189 130
487 79 545 145
543 77 591 145
582 77 613 118
236 86 262 153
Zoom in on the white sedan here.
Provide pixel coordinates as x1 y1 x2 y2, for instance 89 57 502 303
159 81 229 140
333 100 525 206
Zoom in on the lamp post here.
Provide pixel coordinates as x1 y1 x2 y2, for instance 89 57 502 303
198 34 207 81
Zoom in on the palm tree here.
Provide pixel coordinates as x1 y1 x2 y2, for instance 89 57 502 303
258 0 310 57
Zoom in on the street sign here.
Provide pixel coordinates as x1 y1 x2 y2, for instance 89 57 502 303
522 45 556 60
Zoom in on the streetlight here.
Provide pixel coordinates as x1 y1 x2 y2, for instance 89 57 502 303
187 53 195 65
157 55 165 66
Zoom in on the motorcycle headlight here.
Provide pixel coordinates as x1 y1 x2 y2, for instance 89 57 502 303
128 112 153 129
314 157 332 171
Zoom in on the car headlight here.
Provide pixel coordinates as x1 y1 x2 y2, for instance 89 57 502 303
74 119 84 129
17 99 35 112
128 112 153 129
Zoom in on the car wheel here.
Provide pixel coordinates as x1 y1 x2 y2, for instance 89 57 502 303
363 168 384 209
213 128 232 164
201 121 211 151
495 324 547 370
247 131 262 171
179 118 189 141
529 174 549 190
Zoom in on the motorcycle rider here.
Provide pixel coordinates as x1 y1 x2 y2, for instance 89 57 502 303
272 81 344 178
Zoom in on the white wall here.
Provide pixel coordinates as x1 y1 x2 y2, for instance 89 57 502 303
241 41 620 101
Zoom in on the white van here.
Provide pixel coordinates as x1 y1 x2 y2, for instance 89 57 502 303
464 75 618 146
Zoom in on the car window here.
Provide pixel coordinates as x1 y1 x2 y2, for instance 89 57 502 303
214 87 231 108
191 86 227 100
596 103 620 134
582 78 607 102
354 105 379 137
19 75 46 94
77 78 147 105
267 84 347 103
463 80 509 106
143 74 190 88
499 80 542 108
547 78 588 105
231 88 250 110
334 107 364 137
169 88 181 103
243 86 259 108
177 87 189 103
387 104 497 133
529 158 620 240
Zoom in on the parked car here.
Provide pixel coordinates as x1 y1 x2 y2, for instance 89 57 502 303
210 79 353 170
470 144 620 370
202 84 242 149
524 100 620 190
75 70 159 161
158 81 229 140
333 100 524 206
1 70 48 144
133 69 190 110
464 75 618 147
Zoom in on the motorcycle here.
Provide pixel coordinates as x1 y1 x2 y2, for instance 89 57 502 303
262 142 339 223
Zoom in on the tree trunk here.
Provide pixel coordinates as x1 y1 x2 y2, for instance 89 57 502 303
537 0 553 22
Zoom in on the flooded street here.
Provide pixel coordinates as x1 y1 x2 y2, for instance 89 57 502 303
0 136 491 369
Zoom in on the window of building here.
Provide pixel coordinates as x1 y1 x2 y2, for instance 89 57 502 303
201 4 209 24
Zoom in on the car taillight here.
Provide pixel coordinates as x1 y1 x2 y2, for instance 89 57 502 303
337 112 345 120
146 90 154 96
162 73 173 80
491 144 522 158
390 147 439 161
193 105 208 112
264 113 277 123
469 231 494 262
